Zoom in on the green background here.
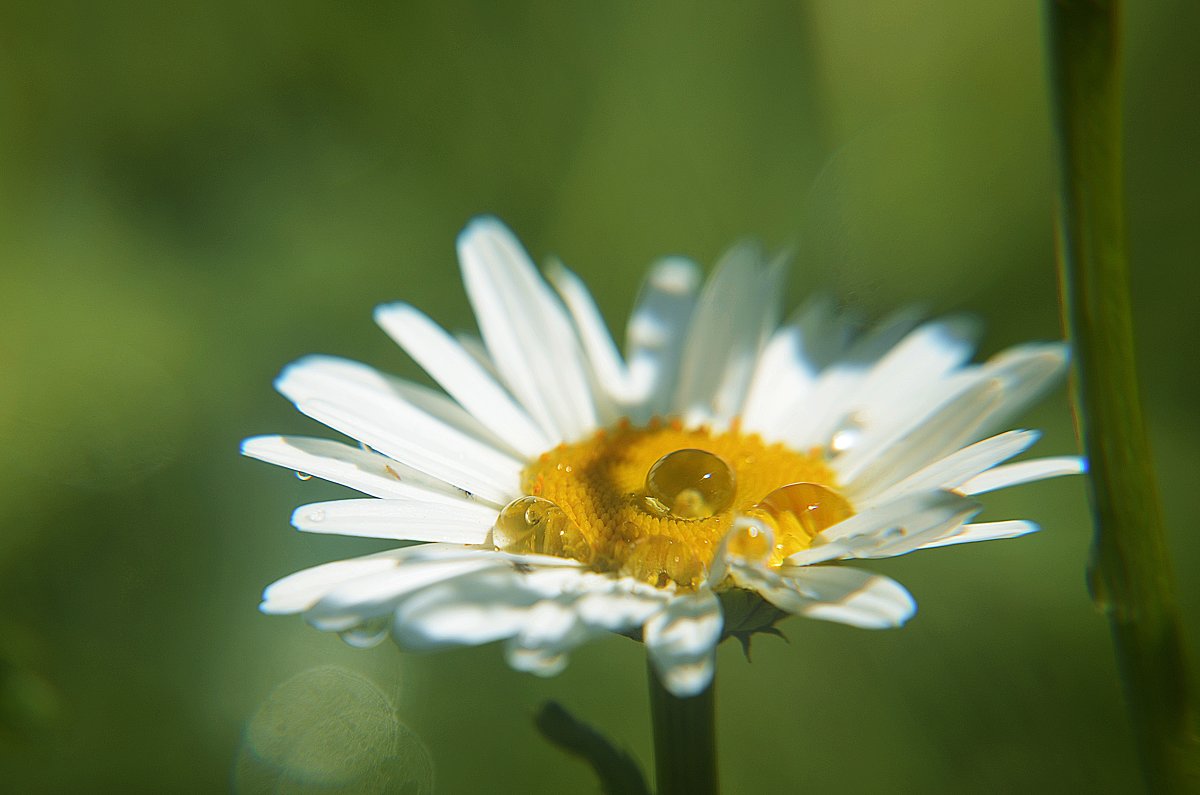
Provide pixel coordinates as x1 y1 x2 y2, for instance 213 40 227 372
1 2 1196 792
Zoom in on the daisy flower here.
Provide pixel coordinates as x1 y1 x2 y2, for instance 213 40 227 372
243 217 1082 697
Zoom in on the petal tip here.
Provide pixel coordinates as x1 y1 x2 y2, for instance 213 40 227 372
372 301 412 324
458 215 513 248
240 435 279 457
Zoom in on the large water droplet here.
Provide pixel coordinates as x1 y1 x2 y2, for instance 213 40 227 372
644 449 735 520
307 508 326 523
295 471 313 481
620 535 705 589
749 482 853 562
493 496 593 563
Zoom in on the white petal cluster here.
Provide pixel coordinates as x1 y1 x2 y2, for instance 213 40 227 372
244 218 1082 697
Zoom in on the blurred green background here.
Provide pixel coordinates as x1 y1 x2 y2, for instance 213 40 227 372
1 1 1196 792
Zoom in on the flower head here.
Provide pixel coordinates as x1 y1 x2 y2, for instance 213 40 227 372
244 218 1082 696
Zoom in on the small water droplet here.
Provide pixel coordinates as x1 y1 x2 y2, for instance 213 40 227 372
307 508 326 523
828 412 866 454
620 535 705 589
493 496 593 563
295 471 313 481
644 449 735 520
725 520 773 562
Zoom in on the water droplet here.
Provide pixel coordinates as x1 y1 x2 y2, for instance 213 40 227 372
493 496 593 563
620 535 705 589
748 482 853 562
295 471 313 481
307 508 326 523
828 412 866 453
644 449 735 520
725 519 773 562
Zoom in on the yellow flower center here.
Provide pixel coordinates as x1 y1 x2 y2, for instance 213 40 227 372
492 419 855 590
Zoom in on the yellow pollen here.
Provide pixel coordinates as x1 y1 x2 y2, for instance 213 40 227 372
496 421 854 590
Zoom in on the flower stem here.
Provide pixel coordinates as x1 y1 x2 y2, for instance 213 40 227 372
647 664 718 795
1045 1 1200 790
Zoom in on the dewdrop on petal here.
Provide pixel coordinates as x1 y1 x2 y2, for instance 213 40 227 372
494 496 593 563
745 482 854 563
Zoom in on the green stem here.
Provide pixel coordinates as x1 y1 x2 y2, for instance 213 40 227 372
1045 1 1199 790
648 664 718 795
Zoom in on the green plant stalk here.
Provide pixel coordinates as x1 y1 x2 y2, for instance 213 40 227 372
1045 1 1199 790
648 664 718 795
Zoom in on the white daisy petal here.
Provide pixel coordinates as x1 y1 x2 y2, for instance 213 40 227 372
267 544 509 622
787 490 981 565
306 556 505 632
624 256 701 420
458 217 597 442
290 498 497 544
836 376 1005 494
974 342 1069 433
574 578 672 632
276 356 522 503
505 600 589 677
240 435 480 502
673 243 781 427
374 302 549 458
780 306 922 449
836 317 980 430
779 367 863 450
289 398 518 506
260 549 412 615
277 355 525 453
454 332 503 379
918 520 1039 550
391 568 545 650
741 319 818 434
841 341 1071 497
861 429 1041 504
643 590 723 698
730 560 915 629
279 354 507 444
959 456 1086 495
383 371 527 456
545 260 628 415
782 566 917 628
